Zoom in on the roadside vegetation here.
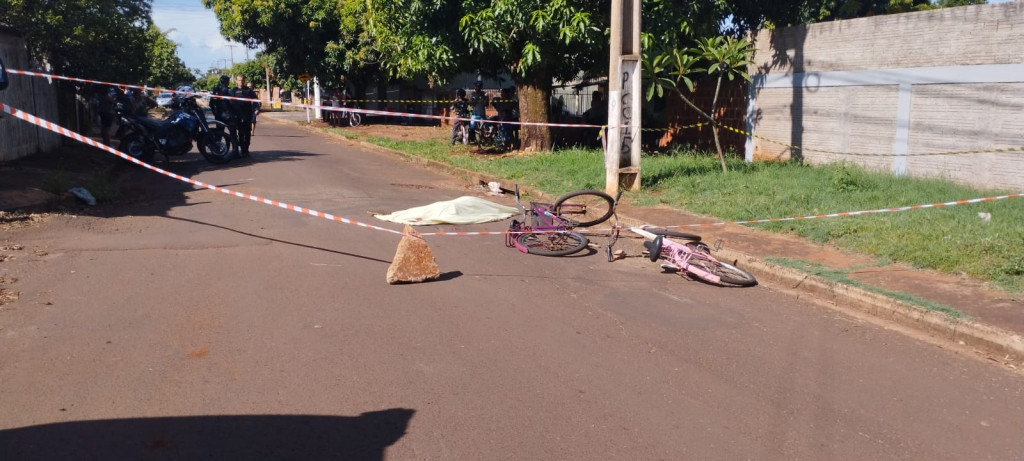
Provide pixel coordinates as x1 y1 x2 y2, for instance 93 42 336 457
350 128 1024 294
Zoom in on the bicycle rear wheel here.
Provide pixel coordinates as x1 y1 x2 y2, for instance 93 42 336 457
516 231 589 256
552 190 615 228
686 247 757 287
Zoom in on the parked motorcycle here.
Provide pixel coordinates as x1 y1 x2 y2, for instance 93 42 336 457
473 115 517 151
115 92 237 164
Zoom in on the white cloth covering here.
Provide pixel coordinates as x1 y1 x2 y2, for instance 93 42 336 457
374 196 519 226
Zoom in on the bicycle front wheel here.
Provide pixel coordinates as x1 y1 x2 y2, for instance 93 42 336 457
517 231 589 256
687 249 757 287
552 190 615 228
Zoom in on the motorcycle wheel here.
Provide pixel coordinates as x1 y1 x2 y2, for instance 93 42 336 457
458 124 469 145
119 133 155 162
349 112 362 127
198 129 235 164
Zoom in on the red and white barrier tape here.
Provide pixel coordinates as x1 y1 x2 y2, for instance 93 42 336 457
0 102 404 236
9 70 1021 238
7 68 610 130
599 194 1024 233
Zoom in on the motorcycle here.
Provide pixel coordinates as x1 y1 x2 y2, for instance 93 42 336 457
116 92 237 164
473 115 517 151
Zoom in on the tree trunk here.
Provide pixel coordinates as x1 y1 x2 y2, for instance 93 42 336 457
514 72 552 152
710 74 727 173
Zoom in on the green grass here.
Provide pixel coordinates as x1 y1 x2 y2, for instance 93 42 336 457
766 257 967 319
336 130 1024 294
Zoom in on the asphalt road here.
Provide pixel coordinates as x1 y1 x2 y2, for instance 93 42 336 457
1 118 1022 460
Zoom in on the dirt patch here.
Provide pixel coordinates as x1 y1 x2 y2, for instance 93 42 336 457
0 212 50 232
327 122 450 143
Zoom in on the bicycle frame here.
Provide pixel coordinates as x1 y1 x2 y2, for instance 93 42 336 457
506 186 578 253
630 227 722 284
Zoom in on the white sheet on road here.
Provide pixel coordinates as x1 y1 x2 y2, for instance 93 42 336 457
374 196 519 226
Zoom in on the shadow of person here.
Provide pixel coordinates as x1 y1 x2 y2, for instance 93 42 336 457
0 409 415 461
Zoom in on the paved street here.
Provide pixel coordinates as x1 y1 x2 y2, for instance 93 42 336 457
1 118 1022 459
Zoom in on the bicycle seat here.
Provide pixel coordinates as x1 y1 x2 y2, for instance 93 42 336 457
643 236 663 262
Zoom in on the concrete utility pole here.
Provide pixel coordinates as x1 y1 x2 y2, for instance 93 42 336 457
226 44 237 67
605 0 643 196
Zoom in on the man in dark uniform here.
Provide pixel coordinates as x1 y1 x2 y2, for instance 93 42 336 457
232 75 258 157
211 75 233 125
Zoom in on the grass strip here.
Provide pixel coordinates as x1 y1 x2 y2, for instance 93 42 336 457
766 257 968 319
328 126 1024 294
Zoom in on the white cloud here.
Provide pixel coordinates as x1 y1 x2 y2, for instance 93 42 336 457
151 1 242 72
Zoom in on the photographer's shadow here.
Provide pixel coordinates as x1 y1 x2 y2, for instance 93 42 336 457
0 408 414 461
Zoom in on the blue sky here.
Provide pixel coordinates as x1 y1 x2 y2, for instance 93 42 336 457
151 0 255 73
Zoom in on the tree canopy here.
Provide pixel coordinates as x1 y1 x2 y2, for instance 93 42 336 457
2 0 153 83
2 0 195 88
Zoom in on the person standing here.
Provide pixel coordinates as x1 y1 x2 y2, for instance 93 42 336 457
211 75 234 125
469 80 489 142
96 85 118 146
492 86 518 146
450 88 470 145
248 83 261 136
232 75 258 157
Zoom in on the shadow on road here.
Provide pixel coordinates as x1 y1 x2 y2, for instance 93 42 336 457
0 409 415 460
165 215 395 265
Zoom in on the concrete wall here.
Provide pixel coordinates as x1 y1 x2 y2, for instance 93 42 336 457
747 2 1024 191
0 29 61 162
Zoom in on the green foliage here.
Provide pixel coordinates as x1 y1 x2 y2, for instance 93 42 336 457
145 25 193 88
2 0 153 83
458 0 606 82
695 36 754 83
364 0 462 82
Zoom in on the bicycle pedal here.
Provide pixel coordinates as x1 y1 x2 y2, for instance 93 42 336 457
659 264 680 273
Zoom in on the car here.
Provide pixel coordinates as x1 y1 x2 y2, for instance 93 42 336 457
155 92 175 107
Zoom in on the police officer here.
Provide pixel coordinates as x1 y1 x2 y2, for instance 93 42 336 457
232 75 258 157
211 75 233 125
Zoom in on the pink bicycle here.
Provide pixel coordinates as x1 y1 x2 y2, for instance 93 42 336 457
629 227 757 287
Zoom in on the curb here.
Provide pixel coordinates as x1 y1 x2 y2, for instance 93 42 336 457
285 117 1024 368
719 248 1024 366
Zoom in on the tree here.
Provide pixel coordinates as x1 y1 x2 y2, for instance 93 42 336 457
1 0 153 83
366 0 609 151
460 0 608 151
145 25 193 88
202 0 380 102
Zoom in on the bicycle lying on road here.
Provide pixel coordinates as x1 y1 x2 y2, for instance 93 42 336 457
506 185 618 256
628 226 757 287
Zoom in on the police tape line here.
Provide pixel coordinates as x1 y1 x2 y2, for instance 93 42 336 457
11 68 1023 156
0 101 408 237
6 68 609 130
631 194 1024 231
6 99 1019 240
401 190 1024 235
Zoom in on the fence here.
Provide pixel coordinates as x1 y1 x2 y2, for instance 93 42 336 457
0 27 61 162
747 2 1024 190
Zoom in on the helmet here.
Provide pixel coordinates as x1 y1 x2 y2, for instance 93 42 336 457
456 88 466 98
219 75 230 84
474 80 483 88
